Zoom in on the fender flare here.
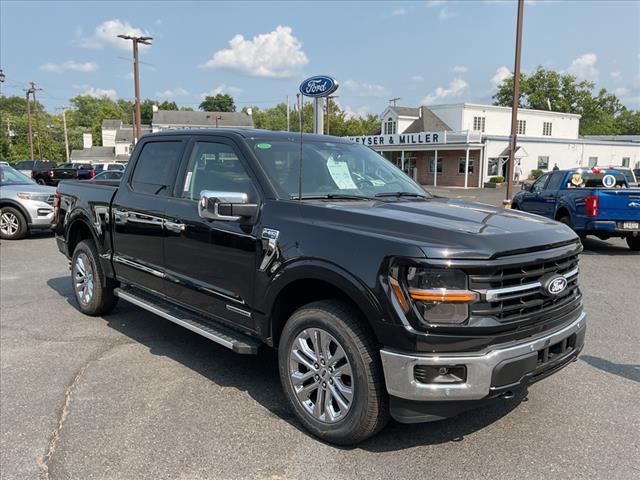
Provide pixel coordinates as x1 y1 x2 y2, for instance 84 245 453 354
0 199 32 224
263 259 385 334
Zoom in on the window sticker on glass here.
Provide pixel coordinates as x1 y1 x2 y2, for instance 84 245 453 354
183 171 193 191
327 158 357 189
256 143 272 149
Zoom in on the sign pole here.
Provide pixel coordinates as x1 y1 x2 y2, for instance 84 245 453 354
313 97 324 135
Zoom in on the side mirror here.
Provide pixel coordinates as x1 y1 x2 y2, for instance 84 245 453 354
198 190 257 221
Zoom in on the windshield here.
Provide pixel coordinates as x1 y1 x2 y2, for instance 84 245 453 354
249 140 428 199
0 165 37 186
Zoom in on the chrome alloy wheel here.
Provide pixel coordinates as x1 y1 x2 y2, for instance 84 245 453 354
289 328 354 423
73 253 94 305
0 212 19 237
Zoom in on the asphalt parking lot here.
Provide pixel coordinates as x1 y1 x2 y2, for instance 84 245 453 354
1 214 639 479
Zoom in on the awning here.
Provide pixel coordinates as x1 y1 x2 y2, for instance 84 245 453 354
498 146 528 158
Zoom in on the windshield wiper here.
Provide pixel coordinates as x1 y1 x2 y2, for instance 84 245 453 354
374 191 430 199
290 194 374 201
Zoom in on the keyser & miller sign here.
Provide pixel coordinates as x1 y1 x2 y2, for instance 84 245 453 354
347 132 444 147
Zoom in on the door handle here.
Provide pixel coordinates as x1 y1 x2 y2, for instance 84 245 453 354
164 220 185 233
113 209 129 223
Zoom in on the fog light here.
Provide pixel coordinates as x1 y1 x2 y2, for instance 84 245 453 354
414 365 467 384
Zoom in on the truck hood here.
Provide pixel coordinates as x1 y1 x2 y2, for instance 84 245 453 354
309 197 578 259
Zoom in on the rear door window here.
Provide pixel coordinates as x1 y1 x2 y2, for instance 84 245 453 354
545 172 563 190
130 141 184 196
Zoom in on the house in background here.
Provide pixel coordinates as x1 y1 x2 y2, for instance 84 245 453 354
348 103 640 187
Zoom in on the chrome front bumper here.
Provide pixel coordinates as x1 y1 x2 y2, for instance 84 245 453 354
380 312 586 401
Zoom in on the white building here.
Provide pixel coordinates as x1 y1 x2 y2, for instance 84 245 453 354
347 103 640 187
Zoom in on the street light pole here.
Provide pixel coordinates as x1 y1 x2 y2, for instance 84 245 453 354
118 34 152 143
506 0 525 204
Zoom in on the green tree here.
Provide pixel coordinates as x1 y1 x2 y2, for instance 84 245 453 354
492 66 639 135
199 94 236 112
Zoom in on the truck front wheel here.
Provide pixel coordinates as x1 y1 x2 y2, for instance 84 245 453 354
71 240 118 315
278 300 389 445
627 235 640 251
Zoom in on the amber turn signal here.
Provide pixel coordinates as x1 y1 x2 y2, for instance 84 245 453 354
409 289 478 303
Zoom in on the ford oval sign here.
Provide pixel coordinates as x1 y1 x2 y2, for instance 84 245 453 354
299 75 338 98
542 274 568 297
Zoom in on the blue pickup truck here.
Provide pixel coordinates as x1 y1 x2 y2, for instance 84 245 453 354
512 168 640 251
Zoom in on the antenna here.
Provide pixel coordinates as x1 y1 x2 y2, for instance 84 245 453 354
298 93 303 201
389 97 401 106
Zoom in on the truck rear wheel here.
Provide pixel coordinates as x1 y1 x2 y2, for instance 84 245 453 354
627 235 640 251
278 300 389 445
71 240 118 316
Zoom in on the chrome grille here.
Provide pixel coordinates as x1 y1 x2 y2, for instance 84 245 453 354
469 252 581 325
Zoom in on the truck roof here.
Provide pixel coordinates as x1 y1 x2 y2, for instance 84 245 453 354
141 128 352 144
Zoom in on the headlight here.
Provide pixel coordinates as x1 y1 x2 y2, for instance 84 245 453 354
390 266 478 325
17 192 50 202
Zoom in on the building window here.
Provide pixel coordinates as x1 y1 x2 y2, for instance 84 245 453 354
543 122 552 136
622 157 630 167
588 156 598 168
473 116 486 132
384 117 396 135
428 157 443 173
517 120 526 135
537 156 549 170
458 157 475 175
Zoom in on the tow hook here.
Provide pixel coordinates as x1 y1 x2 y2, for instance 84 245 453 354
500 390 515 399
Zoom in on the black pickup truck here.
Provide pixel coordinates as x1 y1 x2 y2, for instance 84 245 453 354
55 129 586 445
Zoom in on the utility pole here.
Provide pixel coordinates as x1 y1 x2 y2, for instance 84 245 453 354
286 95 290 132
28 82 44 159
389 97 401 106
24 90 34 160
326 95 339 135
118 34 152 143
506 0 525 204
57 106 70 162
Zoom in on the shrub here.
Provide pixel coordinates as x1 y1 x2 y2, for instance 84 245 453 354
530 169 544 179
489 176 505 183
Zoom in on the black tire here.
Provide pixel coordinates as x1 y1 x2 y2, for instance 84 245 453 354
627 235 640 251
278 300 389 445
510 203 519 210
71 239 118 315
0 206 28 240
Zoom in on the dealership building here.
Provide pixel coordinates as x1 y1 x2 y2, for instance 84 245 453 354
346 103 640 187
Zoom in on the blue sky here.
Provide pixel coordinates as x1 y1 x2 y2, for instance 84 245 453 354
1 0 638 117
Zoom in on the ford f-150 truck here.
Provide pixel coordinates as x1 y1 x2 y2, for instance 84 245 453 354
55 129 586 444
512 168 640 250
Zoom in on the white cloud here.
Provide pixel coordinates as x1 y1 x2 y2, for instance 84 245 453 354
342 79 388 97
79 86 117 100
40 61 97 73
200 26 308 78
391 7 406 16
566 53 598 81
200 84 243 99
610 71 622 81
439 6 457 20
156 87 189 98
421 78 468 104
81 19 151 51
613 87 630 97
411 75 424 82
342 104 371 120
453 65 468 73
426 0 445 7
491 65 512 88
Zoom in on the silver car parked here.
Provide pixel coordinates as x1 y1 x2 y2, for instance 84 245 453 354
0 164 56 239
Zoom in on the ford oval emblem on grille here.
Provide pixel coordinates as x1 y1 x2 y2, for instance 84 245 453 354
629 202 640 209
542 274 568 296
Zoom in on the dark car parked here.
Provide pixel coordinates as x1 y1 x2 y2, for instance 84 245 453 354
55 129 586 445
13 160 57 185
51 163 95 184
